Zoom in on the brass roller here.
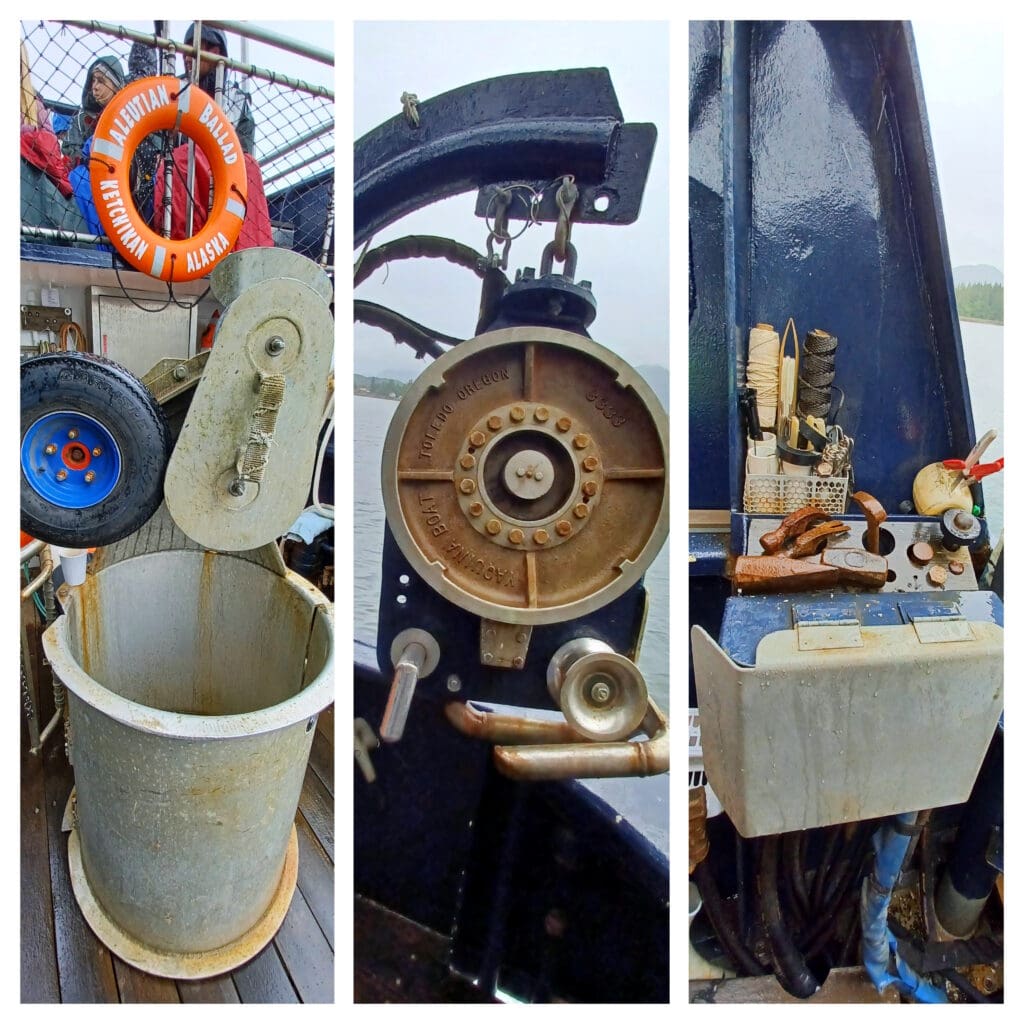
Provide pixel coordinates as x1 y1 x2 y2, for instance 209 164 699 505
381 326 669 624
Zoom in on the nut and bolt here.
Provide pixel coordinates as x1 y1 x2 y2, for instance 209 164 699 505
533 529 549 545
508 528 524 544
84 471 95 483
556 417 572 433
512 656 525 669
582 455 599 472
534 407 550 423
573 503 589 519
582 481 598 497
483 652 494 664
573 433 591 450
92 447 102 457
468 501 483 517
590 681 612 704
555 520 572 537
485 519 502 536
172 364 188 380
949 560 965 576
459 479 476 495
487 415 503 431
228 479 247 497
56 469 68 482
266 336 286 356
459 454 476 470
510 406 526 422
515 632 528 644
927 564 948 587
446 674 462 693
469 430 487 447
44 444 57 455
67 429 78 440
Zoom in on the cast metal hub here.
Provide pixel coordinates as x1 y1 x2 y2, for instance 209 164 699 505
382 326 669 624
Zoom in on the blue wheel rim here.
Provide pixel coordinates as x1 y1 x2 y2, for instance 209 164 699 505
21 411 123 509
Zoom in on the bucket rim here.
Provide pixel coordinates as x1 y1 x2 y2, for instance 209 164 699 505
42 583 334 740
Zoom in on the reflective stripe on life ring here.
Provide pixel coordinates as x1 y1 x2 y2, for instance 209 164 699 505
90 77 248 283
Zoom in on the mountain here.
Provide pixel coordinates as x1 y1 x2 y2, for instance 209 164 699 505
953 264 1003 286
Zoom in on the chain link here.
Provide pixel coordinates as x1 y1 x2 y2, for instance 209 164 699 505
553 175 579 262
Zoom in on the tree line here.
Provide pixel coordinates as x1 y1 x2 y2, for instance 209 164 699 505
955 283 1003 324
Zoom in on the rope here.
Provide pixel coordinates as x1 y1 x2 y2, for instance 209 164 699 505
746 323 780 430
239 373 286 483
353 235 495 288
58 321 87 351
798 329 838 420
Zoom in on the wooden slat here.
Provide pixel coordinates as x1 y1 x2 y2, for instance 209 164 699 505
298 764 333 863
307 725 333 799
43 745 119 1003
177 975 241 1003
296 811 333 946
21 722 60 1003
273 887 334 1003
113 959 181 1003
232 943 299 1003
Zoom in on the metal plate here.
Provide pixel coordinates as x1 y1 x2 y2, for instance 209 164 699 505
381 327 669 624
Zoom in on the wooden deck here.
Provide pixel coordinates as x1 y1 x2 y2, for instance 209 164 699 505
20 604 334 1005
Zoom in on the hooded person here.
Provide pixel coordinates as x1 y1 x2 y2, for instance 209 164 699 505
62 55 125 166
182 23 255 155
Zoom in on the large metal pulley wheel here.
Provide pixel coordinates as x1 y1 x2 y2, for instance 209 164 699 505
381 326 669 624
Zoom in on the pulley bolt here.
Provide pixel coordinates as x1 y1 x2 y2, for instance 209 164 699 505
510 406 526 422
44 444 57 455
516 467 526 478
487 415 503 431
573 503 589 519
469 430 486 447
468 501 483 517
582 481 598 497
533 529 549 545
446 675 462 693
590 681 612 704
67 429 78 440
534 407 550 423
266 336 286 355
459 454 475 470
56 469 68 481
556 417 572 432
228 479 247 497
582 455 599 472
84 471 96 483
485 519 502 536
508 528 524 544
172 364 188 380
573 433 591 450
459 479 476 495
555 520 572 537
92 447 102 457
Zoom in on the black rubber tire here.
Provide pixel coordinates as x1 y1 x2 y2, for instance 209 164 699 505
21 353 171 548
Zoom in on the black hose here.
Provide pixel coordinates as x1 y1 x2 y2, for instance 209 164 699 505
757 835 820 998
783 832 811 923
693 860 766 977
811 825 843 913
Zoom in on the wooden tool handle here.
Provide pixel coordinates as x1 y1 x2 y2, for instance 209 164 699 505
790 520 851 558
849 491 887 555
759 506 830 553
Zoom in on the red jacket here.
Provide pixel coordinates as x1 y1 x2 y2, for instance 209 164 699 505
21 125 74 198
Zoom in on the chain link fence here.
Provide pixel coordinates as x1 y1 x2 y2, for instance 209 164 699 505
21 19 334 267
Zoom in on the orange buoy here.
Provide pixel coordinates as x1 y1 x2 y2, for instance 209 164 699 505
90 76 248 282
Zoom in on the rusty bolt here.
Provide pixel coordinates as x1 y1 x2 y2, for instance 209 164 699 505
582 481 598 497
909 542 935 565
67 429 78 440
84 471 95 483
510 406 526 422
487 415 503 431
468 501 483 517
459 478 476 495
573 433 591 450
515 632 528 643
459 453 475 470
44 444 57 455
92 447 102 457
556 417 572 433
534 406 550 423
173 364 188 380
927 564 948 587
555 520 572 537
485 519 502 536
949 560 965 576
512 656 525 669
533 529 550 545
582 455 599 472
483 652 493 664
508 528 524 544
56 469 68 482
573 503 589 519
469 430 486 447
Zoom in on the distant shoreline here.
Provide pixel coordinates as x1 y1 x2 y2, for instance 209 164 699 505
960 316 1003 326
354 390 400 402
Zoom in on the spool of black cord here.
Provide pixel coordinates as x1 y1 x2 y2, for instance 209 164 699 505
798 329 838 420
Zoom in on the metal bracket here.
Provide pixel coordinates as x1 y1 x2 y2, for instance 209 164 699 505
480 619 532 669
141 351 210 405
795 618 863 651
21 304 72 332
910 614 975 645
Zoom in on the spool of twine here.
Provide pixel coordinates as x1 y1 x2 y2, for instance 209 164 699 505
798 328 838 420
746 323 780 429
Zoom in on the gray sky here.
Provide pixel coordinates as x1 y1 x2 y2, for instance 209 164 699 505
354 21 669 380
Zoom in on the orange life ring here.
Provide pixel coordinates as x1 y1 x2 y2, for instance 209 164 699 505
90 76 248 282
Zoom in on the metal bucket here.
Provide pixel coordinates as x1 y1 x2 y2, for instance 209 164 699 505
42 543 333 978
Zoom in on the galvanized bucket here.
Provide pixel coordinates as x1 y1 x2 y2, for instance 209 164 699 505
42 523 333 979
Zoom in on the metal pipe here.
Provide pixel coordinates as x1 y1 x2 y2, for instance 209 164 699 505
444 702 585 745
21 537 46 563
59 21 334 100
319 182 335 268
30 708 63 756
201 21 333 66
379 642 426 743
259 123 334 168
21 225 105 246
21 547 54 600
184 21 202 239
261 147 334 189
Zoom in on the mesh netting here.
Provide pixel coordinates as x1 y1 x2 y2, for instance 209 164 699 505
21 20 334 267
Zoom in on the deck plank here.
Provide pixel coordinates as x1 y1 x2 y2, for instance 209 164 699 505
308 723 333 797
177 975 241 1003
296 810 334 946
21 721 60 1003
299 763 333 862
113 959 181 1003
274 886 334 1003
43 743 119 1003
232 942 300 1003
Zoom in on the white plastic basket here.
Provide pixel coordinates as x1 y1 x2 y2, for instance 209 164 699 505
688 708 722 817
743 473 848 516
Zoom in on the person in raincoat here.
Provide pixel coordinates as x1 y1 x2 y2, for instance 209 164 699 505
62 55 124 167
